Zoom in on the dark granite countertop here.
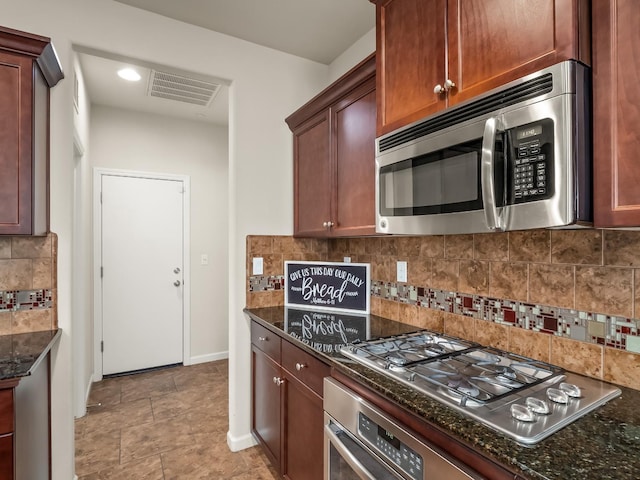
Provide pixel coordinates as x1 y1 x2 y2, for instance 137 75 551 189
244 306 640 480
0 329 62 381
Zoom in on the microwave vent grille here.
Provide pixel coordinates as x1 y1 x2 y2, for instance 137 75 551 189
379 73 553 152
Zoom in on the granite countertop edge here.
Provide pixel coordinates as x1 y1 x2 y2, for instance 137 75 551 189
0 328 62 382
244 306 640 480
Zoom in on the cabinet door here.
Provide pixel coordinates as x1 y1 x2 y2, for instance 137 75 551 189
331 79 377 236
293 111 331 237
593 0 640 227
375 0 447 136
283 374 324 480
252 347 283 472
0 51 33 235
0 434 12 480
447 0 587 106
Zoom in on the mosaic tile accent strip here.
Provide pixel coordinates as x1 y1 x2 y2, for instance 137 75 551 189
371 281 640 354
0 289 52 312
249 275 285 292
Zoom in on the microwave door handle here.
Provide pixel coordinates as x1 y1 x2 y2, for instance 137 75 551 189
481 117 503 231
325 424 378 480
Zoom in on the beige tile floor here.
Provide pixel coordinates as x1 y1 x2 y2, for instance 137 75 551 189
75 360 280 479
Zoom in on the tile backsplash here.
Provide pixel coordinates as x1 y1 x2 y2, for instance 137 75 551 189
246 230 640 390
0 234 57 335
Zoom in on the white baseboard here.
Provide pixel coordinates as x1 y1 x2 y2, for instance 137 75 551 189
85 375 93 405
190 351 229 365
227 430 257 452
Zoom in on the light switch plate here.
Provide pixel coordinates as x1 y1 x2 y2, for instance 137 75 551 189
200 254 209 266
253 257 264 275
397 261 408 283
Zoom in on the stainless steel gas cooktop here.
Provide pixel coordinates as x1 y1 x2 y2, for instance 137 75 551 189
340 330 621 445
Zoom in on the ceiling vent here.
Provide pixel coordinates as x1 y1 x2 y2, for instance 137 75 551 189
147 70 221 107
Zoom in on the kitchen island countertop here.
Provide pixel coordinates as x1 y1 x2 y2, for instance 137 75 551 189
245 306 640 480
0 329 61 382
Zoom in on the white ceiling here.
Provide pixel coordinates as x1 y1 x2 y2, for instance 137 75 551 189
80 0 374 126
113 0 375 65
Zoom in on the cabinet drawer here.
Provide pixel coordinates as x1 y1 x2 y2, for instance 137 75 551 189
282 340 330 397
251 322 281 363
0 390 13 435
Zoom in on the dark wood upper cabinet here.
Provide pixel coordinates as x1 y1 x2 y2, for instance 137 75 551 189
286 54 376 238
592 0 640 227
372 0 590 136
0 26 63 235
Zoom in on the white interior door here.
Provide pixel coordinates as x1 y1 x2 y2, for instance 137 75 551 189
101 174 184 375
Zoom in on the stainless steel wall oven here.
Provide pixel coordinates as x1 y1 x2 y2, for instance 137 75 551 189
324 377 482 480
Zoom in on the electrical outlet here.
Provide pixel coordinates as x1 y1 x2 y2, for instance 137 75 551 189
397 261 408 283
200 254 209 266
253 257 264 275
344 256 351 263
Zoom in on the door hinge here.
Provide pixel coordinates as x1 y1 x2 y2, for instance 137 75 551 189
100 266 103 278
101 341 104 353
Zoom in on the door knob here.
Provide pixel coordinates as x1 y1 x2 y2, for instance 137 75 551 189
174 267 181 274
174 280 181 287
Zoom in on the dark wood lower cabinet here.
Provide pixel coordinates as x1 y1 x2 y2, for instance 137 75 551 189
252 347 283 470
0 353 51 480
283 374 324 480
0 434 12 480
251 321 329 480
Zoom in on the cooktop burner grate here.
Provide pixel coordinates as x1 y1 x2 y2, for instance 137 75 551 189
346 331 479 368
408 347 565 405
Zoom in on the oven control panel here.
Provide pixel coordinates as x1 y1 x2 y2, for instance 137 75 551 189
508 118 554 204
359 412 424 480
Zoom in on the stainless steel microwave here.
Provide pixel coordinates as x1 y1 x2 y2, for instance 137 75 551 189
375 60 591 235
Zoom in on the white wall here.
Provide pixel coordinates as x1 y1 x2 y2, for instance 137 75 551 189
328 27 376 83
89 105 229 363
0 0 328 477
71 54 93 419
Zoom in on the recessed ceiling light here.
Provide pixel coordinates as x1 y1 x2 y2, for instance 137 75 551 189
117 68 141 82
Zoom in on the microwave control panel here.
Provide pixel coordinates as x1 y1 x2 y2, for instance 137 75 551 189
509 118 554 204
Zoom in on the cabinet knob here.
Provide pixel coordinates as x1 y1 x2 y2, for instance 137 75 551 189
295 362 307 371
323 221 328 228
434 79 456 95
327 221 334 228
273 377 284 386
258 336 268 342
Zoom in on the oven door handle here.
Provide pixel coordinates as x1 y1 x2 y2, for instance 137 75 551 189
325 424 378 480
481 116 503 231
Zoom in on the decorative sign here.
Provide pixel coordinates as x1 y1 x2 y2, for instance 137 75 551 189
285 261 370 313
285 308 369 354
